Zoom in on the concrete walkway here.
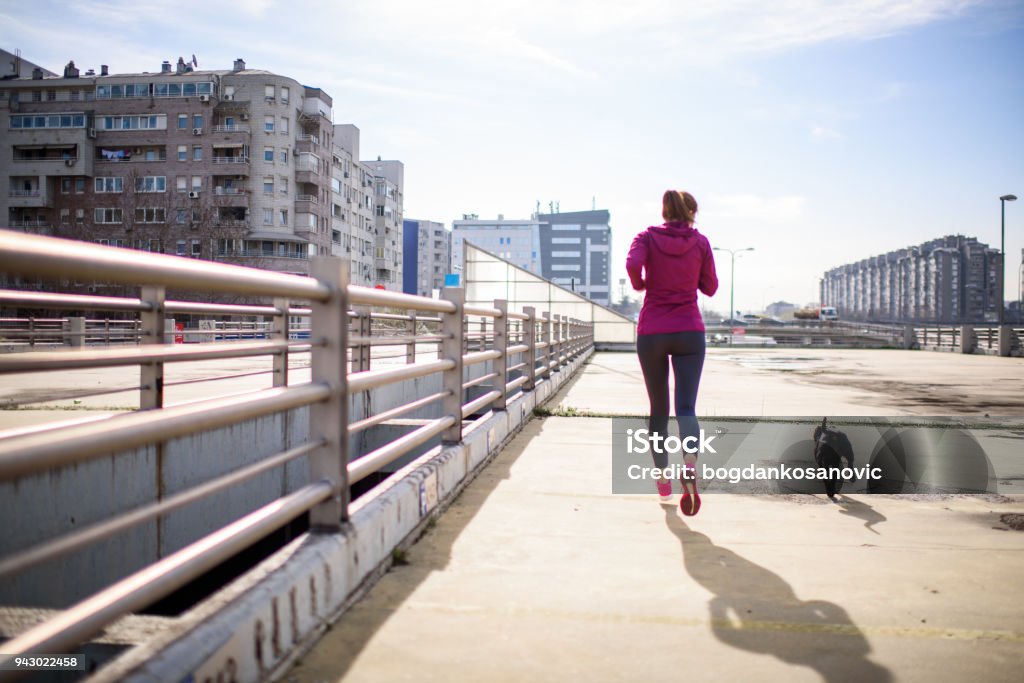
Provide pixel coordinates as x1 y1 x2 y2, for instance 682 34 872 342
290 354 1024 683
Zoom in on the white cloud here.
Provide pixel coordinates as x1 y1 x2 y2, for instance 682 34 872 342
810 125 844 141
704 194 808 223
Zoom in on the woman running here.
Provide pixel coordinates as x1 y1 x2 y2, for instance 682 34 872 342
626 190 718 515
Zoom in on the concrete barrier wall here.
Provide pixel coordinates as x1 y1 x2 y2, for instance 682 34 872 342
0 362 495 607
91 349 591 683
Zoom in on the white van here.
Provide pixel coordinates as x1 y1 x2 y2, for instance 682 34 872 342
820 306 839 321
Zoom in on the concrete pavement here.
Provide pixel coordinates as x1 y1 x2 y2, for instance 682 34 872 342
289 353 1024 683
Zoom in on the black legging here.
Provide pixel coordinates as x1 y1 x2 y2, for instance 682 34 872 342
636 331 706 469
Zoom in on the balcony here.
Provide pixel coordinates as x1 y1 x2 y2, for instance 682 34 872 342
294 194 318 213
212 155 250 166
295 135 319 154
212 124 251 134
7 188 52 208
7 219 53 235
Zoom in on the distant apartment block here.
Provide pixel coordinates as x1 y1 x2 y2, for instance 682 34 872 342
402 219 450 297
0 55 403 289
538 209 611 306
451 214 541 275
451 208 612 305
820 235 1002 323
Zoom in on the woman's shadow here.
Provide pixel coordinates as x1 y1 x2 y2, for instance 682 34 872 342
663 506 892 683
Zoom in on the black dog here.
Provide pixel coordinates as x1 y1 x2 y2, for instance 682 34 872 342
813 418 854 501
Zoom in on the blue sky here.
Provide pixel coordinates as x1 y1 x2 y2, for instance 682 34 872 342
2 0 1022 312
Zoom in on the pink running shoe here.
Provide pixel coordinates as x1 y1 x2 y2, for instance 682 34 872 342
656 478 673 502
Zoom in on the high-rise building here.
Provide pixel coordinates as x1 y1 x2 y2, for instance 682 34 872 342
820 235 1002 323
537 209 611 306
0 55 402 288
402 219 450 297
451 208 612 305
451 215 541 275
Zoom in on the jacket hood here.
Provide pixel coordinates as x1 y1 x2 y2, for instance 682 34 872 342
646 221 701 257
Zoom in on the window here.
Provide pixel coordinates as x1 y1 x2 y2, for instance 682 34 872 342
46 90 56 101
61 178 71 194
264 147 274 162
31 90 41 102
135 207 166 223
191 175 201 190
192 145 202 161
263 208 273 225
263 177 274 194
551 236 580 244
135 176 166 192
98 114 166 130
176 240 187 255
280 118 288 135
224 86 235 99
264 115 274 133
551 251 581 258
551 264 580 271
280 86 289 103
178 114 188 129
192 114 203 130
279 209 288 226
177 145 187 161
94 177 124 193
60 208 69 224
191 239 201 257
176 208 187 224
94 208 123 224
279 149 288 164
70 90 80 101
75 209 84 223
279 177 288 195
176 176 187 192
264 85 275 100
75 178 85 193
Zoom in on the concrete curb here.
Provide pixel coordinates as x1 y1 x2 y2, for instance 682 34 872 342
91 348 592 683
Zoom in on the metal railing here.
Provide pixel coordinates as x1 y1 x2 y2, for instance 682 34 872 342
0 229 593 665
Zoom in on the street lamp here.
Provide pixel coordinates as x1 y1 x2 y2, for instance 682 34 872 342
999 194 1017 326
713 246 754 346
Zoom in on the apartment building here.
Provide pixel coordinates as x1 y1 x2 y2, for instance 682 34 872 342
537 209 611 306
451 214 541 277
451 209 612 306
366 159 404 288
820 235 1002 323
402 219 451 297
1 55 403 287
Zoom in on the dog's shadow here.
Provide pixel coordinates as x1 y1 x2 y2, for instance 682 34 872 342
836 496 887 535
663 506 892 683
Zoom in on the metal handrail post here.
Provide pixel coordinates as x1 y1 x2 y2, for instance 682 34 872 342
493 299 508 411
441 287 465 443
272 297 289 387
406 309 417 364
552 314 562 371
541 311 551 379
140 285 166 410
354 305 371 372
523 306 537 391
309 258 350 529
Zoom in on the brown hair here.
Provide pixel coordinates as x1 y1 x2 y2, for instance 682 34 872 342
662 190 698 224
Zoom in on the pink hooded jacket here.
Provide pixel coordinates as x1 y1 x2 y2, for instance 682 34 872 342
626 221 718 334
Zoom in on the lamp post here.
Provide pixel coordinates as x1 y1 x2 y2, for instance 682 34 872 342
999 194 1017 326
713 246 754 346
